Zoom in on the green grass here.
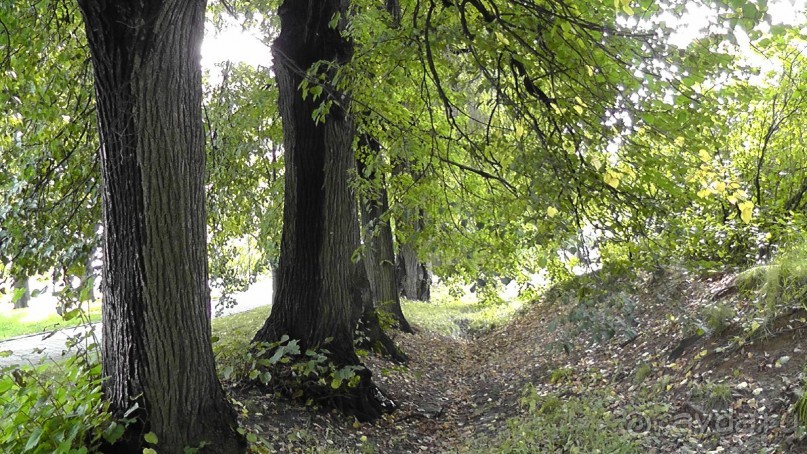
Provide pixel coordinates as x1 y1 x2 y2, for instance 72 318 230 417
212 307 270 376
0 306 102 341
401 284 524 338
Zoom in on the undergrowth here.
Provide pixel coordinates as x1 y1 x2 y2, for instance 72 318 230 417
0 354 117 453
470 385 643 453
737 236 807 317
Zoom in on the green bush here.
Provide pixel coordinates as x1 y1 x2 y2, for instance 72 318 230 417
0 356 118 453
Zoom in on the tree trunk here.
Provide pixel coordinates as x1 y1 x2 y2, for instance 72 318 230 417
12 274 29 309
77 1 244 452
357 148 413 333
397 210 431 301
252 0 396 421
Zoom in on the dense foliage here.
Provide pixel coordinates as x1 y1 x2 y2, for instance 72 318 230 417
1 0 806 450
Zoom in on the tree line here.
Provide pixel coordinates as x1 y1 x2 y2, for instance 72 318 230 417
1 0 804 451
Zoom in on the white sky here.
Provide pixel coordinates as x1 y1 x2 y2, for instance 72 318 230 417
201 20 272 74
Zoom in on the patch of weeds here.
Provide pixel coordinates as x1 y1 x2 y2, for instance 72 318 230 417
469 384 640 453
634 363 652 384
700 303 735 336
691 381 733 411
737 236 807 317
548 366 573 385
654 374 672 395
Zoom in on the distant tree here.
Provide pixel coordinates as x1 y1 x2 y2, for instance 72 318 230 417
357 136 414 331
77 0 245 451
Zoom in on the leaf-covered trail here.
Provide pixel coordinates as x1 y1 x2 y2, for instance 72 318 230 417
236 269 807 453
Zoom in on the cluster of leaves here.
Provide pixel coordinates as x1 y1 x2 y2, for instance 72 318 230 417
0 357 118 453
218 335 363 398
0 1 99 284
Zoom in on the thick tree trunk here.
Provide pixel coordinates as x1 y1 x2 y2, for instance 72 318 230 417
357 151 413 333
12 274 29 309
397 210 431 301
78 1 244 452
252 0 396 421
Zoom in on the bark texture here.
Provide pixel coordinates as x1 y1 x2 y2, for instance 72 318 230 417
357 148 413 333
78 1 244 452
397 210 431 301
252 0 396 421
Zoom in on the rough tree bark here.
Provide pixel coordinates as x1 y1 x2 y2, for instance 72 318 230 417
251 0 397 421
77 1 244 452
397 209 431 301
357 142 413 333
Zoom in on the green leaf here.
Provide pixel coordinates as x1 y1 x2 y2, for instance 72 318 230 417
25 427 43 451
103 422 125 444
144 431 159 444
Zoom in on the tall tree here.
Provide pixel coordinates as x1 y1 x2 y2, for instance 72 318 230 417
251 0 395 420
357 138 414 332
77 1 244 451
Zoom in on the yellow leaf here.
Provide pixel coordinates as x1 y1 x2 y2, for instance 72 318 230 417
604 170 621 189
739 200 754 223
733 189 748 199
674 136 686 147
547 206 558 217
590 156 603 170
715 181 726 193
622 3 634 15
494 31 510 46
698 149 710 162
573 104 584 115
515 123 525 138
697 188 711 198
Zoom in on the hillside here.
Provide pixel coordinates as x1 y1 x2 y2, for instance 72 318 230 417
231 267 807 453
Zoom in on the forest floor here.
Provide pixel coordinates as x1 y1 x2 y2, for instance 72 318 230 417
227 267 807 453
